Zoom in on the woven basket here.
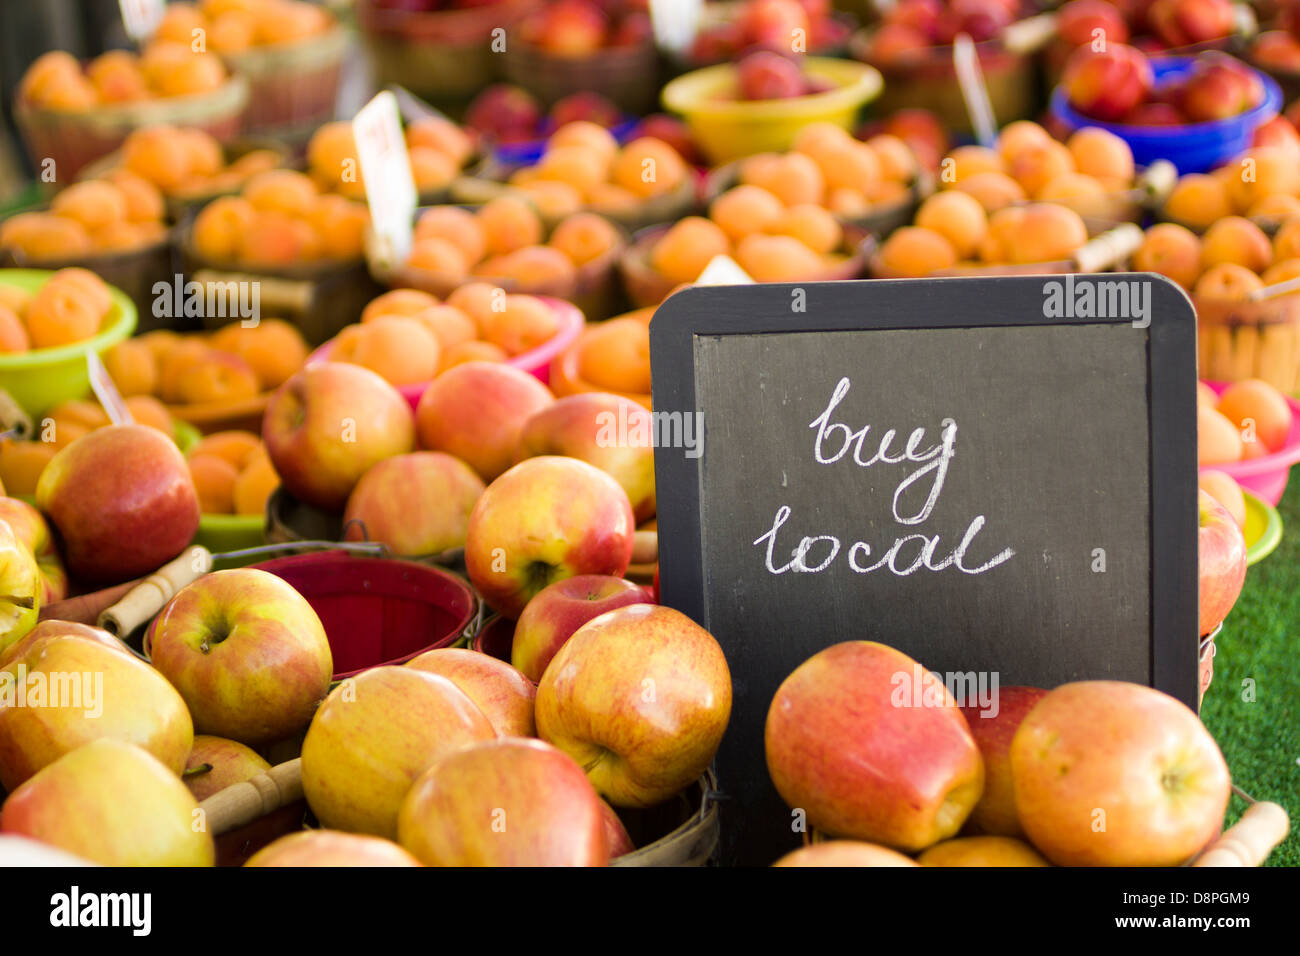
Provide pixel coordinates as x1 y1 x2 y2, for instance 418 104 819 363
220 24 349 143
1196 293 1300 394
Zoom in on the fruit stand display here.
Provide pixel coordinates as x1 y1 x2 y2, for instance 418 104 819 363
0 0 1298 894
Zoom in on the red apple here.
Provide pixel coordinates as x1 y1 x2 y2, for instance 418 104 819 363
465 84 544 142
1062 42 1155 122
0 626 193 791
772 841 920 866
511 574 648 682
1199 489 1247 635
263 362 415 512
868 23 932 67
0 739 213 866
1124 101 1186 125
1011 681 1231 866
145 568 333 746
1181 54 1265 121
599 797 635 857
415 361 554 483
522 0 608 56
34 424 199 585
245 830 421 867
1149 0 1234 49
765 642 984 852
300 666 496 839
465 456 635 619
183 734 272 802
736 50 808 101
1252 31 1300 73
1252 114 1300 156
536 604 731 807
343 451 485 557
514 393 656 522
0 497 66 604
549 91 622 129
741 0 810 51
405 647 537 737
1056 0 1130 48
0 618 128 670
398 737 609 866
958 686 1049 838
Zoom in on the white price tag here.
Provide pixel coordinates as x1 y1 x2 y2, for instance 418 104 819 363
649 0 705 56
696 255 755 286
87 351 134 426
353 91 417 270
118 0 166 42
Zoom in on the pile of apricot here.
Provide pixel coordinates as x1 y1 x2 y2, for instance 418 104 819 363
114 124 280 200
505 124 690 219
1134 215 1300 300
184 429 280 517
102 318 309 407
404 201 622 289
307 117 475 200
18 44 229 111
0 269 117 353
1164 144 1300 232
1198 378 1293 465
328 286 561 387
1 173 169 262
189 170 369 267
152 0 334 55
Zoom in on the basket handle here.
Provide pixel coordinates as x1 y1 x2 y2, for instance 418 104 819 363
1072 223 1144 274
1136 160 1179 206
191 269 315 316
1193 801 1289 866
199 758 304 837
1002 13 1059 55
97 546 214 639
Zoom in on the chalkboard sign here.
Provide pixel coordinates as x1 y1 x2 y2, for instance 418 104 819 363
649 275 1198 867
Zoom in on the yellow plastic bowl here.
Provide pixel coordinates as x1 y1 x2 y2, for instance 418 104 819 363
0 269 138 417
661 57 883 164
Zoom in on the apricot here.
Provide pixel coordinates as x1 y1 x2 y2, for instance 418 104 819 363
154 50 227 98
445 282 505 331
740 152 825 207
0 286 31 315
192 196 257 261
1066 127 1134 186
1249 194 1300 220
953 171 1026 214
102 339 158 396
1003 203 1088 265
791 121 856 162
995 121 1053 164
18 51 83 106
0 305 28 353
154 4 207 45
817 140 884 194
409 147 458 193
548 121 619 162
611 137 687 199
124 395 174 434
30 71 97 111
121 125 192 191
1133 223 1202 290
88 221 149 254
1273 217 1300 261
232 453 280 517
536 146 610 192
584 183 643 216
479 295 560 356
209 10 257 53
24 279 104 348
490 245 578 287
1198 404 1245 464
549 212 621 266
577 317 651 393
244 169 318 217
438 340 508 372
1262 258 1300 285
137 329 183 365
181 128 224 179
86 50 149 103
210 318 308 389
189 430 263 470
415 207 487 266
944 145 1005 183
1216 378 1293 452
0 213 90 261
769 204 841 255
1198 381 1219 408
105 170 166 223
407 236 471 278
865 134 917 183
1200 216 1272 272
826 187 872 218
406 116 473 168
189 454 240 514
1035 172 1108 216
914 190 987 260
0 441 57 497
736 234 827 282
477 196 543 257
513 180 585 220
253 0 330 45
171 351 261 405
47 399 110 432
310 195 368 261
1198 470 1246 528
709 185 785 242
227 149 280 179
307 121 359 187
650 217 731 284
361 289 439 323
413 305 477 350
1165 175 1233 231
333 316 440 386
237 211 317 266
1227 147 1300 213
1007 140 1076 198
876 226 957 277
1194 263 1265 302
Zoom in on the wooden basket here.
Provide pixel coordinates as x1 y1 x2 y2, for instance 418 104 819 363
1196 292 1300 394
220 24 349 143
13 76 249 183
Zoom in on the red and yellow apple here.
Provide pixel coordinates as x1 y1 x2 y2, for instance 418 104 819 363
145 568 333 746
405 647 537 737
263 362 415 511
245 830 421 867
0 497 67 603
0 518 41 657
398 737 609 866
1062 42 1154 122
183 734 272 802
599 798 635 858
0 618 129 670
772 841 919 867
765 642 984 852
466 456 636 619
0 738 214 866
958 685 1048 837
917 835 1050 866
536 604 731 807
1199 489 1246 635
1010 680 1231 866
35 424 200 585
300 666 496 839
511 574 649 682
343 451 485 557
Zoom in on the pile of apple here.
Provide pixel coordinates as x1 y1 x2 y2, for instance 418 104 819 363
767 643 1233 867
514 0 653 58
730 50 838 101
465 86 623 145
1063 44 1265 124
689 0 851 64
864 0 1025 68
1053 0 1237 60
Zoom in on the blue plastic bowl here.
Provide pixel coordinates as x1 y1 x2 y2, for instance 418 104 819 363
491 117 639 166
1050 56 1282 174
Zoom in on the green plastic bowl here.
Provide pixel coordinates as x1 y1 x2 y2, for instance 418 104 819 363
1242 490 1282 567
0 269 137 417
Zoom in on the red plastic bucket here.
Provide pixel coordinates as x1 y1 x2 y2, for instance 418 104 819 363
471 615 514 664
1201 381 1300 506
252 551 476 680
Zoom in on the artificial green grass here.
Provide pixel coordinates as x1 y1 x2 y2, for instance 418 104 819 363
1201 482 1300 867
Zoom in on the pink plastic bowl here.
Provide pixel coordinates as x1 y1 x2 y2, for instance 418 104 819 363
1201 381 1300 505
308 296 585 411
